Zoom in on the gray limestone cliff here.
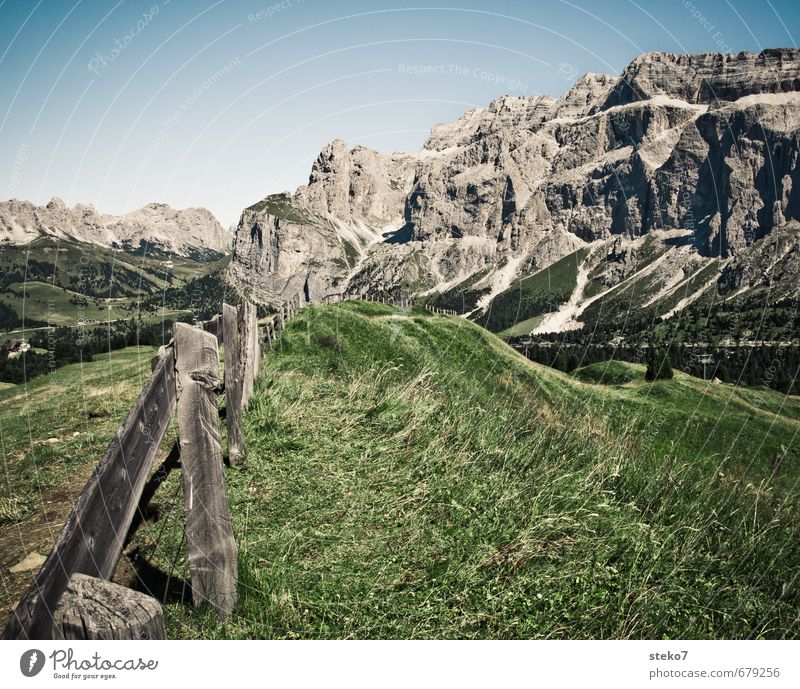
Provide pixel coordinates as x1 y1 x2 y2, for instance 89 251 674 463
229 49 800 329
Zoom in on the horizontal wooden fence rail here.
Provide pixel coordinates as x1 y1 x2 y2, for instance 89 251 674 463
3 346 177 640
202 313 223 344
3 289 449 639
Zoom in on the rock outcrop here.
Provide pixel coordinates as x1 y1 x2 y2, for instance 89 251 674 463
0 198 230 259
229 48 800 328
228 143 417 304
603 49 800 108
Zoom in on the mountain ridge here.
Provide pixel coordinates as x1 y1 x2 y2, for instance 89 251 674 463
0 197 231 260
3 49 798 339
228 48 800 341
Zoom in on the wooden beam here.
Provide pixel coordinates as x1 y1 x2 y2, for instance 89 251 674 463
174 323 238 620
261 321 272 351
250 302 260 382
239 301 255 409
52 574 165 640
222 304 244 466
3 347 177 640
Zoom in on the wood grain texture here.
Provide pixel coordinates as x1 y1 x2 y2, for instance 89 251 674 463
238 302 254 409
250 303 260 382
174 323 238 620
3 347 177 640
53 574 165 640
222 304 244 466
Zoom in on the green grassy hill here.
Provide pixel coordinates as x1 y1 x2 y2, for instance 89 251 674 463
571 360 643 386
2 303 797 639
0 347 163 525
154 301 798 639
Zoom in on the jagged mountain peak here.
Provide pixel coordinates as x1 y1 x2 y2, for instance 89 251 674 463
602 48 800 109
554 72 618 118
315 137 350 161
229 48 800 329
424 95 558 151
45 196 67 211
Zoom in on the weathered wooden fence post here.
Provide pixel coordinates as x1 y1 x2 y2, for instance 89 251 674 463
222 303 245 466
53 573 165 640
263 320 273 351
238 301 255 409
238 306 247 388
250 300 260 382
174 323 238 620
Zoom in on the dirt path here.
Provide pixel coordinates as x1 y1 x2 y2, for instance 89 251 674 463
0 462 96 625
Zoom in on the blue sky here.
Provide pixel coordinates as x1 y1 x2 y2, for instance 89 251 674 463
0 0 798 226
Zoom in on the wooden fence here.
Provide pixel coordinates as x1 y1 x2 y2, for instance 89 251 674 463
2 292 454 639
322 292 458 316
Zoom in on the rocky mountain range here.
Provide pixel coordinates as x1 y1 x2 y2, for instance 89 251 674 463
228 48 800 338
0 197 230 260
